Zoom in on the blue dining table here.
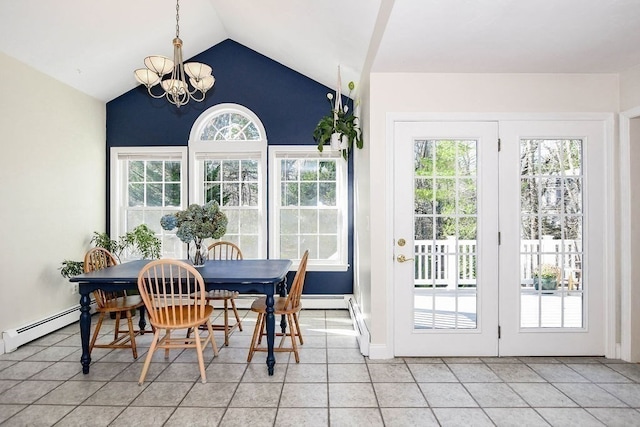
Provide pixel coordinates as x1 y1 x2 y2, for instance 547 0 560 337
70 258 292 375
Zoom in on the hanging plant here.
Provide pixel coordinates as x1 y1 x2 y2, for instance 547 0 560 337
313 70 363 160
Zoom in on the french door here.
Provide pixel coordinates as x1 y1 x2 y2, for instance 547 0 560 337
393 122 499 356
393 119 606 357
498 121 605 355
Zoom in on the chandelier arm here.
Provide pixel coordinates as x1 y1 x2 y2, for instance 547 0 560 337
188 90 207 103
147 85 171 100
166 90 189 108
134 0 214 108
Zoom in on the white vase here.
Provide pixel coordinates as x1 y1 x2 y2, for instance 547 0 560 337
330 132 349 151
189 239 208 267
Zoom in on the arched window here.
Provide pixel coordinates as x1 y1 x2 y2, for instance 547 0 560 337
189 104 268 259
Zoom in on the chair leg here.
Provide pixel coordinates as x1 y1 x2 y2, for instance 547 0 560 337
293 312 303 345
89 312 105 353
288 313 299 363
223 298 230 346
164 329 171 360
206 319 219 356
114 312 121 341
257 312 266 345
139 328 160 385
230 298 243 331
247 312 264 362
194 326 207 384
125 309 138 359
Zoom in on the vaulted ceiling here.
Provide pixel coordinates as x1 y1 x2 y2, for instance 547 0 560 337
1 0 639 103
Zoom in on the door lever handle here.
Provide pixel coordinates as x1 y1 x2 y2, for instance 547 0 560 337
397 254 414 263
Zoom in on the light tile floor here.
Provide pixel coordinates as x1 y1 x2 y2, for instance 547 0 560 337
0 309 639 426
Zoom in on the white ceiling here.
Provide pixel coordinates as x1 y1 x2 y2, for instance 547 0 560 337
1 0 639 103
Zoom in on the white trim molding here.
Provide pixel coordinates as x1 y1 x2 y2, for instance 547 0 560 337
619 107 640 362
385 112 616 359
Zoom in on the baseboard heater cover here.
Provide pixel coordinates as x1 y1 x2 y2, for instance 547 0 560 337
2 302 95 353
348 297 370 356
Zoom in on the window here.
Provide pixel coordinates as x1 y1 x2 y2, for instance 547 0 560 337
269 146 348 271
110 147 188 260
110 106 350 271
189 104 267 258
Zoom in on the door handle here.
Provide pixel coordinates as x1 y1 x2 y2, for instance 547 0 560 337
397 254 414 263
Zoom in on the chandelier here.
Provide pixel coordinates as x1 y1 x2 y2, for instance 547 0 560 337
134 0 214 108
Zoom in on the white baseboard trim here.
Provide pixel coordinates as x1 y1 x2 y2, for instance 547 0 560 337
368 343 394 359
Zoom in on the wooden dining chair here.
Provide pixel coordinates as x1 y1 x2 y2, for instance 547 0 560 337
84 247 144 359
247 250 309 363
201 241 244 346
137 259 218 384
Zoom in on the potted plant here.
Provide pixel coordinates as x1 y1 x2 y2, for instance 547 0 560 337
59 224 161 278
533 264 560 291
313 80 363 160
160 201 228 267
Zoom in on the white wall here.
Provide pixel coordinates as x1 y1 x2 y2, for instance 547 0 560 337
0 52 105 350
628 117 640 361
620 63 640 361
353 74 372 343
621 64 640 111
366 73 619 357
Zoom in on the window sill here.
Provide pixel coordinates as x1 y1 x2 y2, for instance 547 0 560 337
288 263 349 273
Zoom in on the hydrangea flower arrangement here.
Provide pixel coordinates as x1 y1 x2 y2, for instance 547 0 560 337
160 201 227 265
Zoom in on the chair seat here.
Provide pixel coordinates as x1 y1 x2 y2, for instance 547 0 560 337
149 304 214 329
191 290 239 300
250 296 298 315
99 295 144 313
190 289 243 346
84 247 141 360
207 289 239 300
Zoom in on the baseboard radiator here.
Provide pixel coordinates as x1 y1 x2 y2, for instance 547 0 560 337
348 297 370 356
2 303 94 353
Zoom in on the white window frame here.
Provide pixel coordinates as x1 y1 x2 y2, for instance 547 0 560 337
109 146 188 260
269 145 349 271
189 104 268 259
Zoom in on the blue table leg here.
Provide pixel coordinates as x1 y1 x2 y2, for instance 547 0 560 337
265 292 275 375
79 290 92 374
138 306 147 334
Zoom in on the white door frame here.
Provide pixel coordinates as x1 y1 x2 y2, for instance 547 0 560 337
620 106 640 362
385 112 616 359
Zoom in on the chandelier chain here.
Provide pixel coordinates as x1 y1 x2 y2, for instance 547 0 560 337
175 0 180 38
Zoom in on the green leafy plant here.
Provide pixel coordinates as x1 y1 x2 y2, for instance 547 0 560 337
313 80 363 160
59 260 85 278
59 224 161 278
120 224 161 260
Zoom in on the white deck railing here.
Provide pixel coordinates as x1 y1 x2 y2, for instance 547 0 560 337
414 237 582 288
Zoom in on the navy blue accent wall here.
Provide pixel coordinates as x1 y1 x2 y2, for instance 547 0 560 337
106 39 353 295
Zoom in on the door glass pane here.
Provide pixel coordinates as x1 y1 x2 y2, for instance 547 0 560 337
414 139 478 329
519 139 584 328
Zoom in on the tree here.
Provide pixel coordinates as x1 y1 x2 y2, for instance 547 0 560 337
414 139 477 240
